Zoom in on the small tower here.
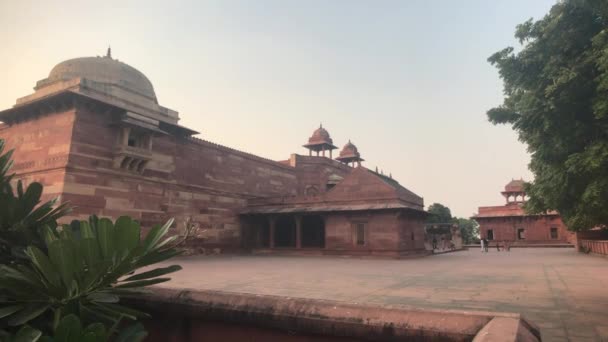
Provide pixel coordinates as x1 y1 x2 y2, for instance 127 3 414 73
501 179 526 204
303 124 337 158
335 140 364 167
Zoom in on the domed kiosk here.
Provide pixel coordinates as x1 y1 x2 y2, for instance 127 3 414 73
303 124 337 158
335 140 364 167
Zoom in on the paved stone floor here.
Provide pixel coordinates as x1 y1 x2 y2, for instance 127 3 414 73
156 248 608 342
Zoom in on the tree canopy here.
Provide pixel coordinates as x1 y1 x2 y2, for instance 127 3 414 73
426 203 479 244
426 203 452 223
488 0 608 230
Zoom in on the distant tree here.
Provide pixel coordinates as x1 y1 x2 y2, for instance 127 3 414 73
456 217 480 244
487 0 608 230
426 203 452 223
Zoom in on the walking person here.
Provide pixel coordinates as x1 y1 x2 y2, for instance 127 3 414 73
432 236 438 250
483 238 489 252
496 241 500 252
480 238 485 252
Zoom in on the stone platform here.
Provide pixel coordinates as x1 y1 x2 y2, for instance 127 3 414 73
153 248 608 341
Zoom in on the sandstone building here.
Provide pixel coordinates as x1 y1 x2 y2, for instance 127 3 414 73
473 180 574 245
0 50 428 257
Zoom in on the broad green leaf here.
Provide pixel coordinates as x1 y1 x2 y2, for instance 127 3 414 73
91 302 149 320
80 221 94 239
114 216 140 253
59 224 75 240
79 238 101 269
0 270 48 300
81 332 104 342
26 246 61 287
48 239 77 287
123 265 182 282
113 277 171 289
54 314 82 342
143 218 174 252
82 322 107 342
78 302 119 327
96 218 115 258
40 225 58 245
135 249 183 269
21 182 43 214
13 325 42 342
152 235 179 251
0 304 23 319
8 303 50 326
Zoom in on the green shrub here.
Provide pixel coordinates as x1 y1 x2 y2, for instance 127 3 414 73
0 139 182 341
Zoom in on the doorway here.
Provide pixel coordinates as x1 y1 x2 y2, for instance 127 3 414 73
301 215 325 248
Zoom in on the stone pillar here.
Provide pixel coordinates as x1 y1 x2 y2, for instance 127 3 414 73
322 146 326 157
309 149 312 156
122 127 131 146
269 216 276 249
295 216 302 249
329 149 333 159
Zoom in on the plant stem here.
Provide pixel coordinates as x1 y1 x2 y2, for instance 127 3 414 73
53 308 61 332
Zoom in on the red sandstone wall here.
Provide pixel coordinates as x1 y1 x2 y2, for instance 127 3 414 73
477 216 573 244
0 110 75 202
397 214 426 252
325 212 400 255
290 155 351 195
59 105 304 250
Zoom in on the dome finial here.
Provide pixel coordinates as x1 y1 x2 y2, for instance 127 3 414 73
320 123 323 129
106 46 112 59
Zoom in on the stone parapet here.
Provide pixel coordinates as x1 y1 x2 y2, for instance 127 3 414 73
127 287 540 341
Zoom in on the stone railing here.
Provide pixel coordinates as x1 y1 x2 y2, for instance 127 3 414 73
579 240 608 256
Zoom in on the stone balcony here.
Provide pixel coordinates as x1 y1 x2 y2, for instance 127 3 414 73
113 145 152 173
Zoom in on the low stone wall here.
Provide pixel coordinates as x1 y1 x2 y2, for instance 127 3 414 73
463 244 573 249
574 229 608 253
127 287 540 341
579 240 608 256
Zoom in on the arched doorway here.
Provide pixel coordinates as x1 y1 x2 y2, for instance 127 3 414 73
275 216 296 248
302 215 325 248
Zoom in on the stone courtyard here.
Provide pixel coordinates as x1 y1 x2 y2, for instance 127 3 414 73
156 249 608 342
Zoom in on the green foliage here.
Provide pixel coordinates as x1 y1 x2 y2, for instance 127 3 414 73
3 314 147 342
426 203 453 224
426 203 479 243
456 218 480 244
0 138 183 340
0 140 71 264
0 216 182 336
488 0 608 230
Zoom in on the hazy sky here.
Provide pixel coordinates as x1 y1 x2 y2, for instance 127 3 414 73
0 0 556 217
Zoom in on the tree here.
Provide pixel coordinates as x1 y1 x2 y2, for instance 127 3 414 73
456 218 480 244
426 203 452 223
426 203 479 244
487 0 608 230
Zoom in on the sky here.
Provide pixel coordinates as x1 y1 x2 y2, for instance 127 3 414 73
0 0 557 217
